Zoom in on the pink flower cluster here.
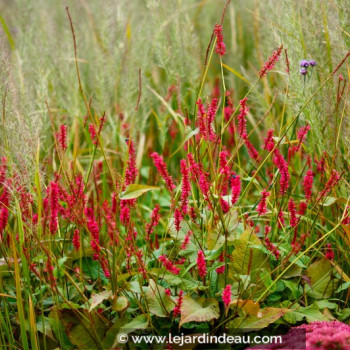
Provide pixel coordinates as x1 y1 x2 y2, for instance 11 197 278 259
222 284 232 307
214 24 225 56
257 189 270 216
259 45 283 78
197 250 207 278
180 159 191 214
273 149 290 195
151 152 176 192
173 290 184 317
196 98 218 142
247 321 350 350
159 255 180 275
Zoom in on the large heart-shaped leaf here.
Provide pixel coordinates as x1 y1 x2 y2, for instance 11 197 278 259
305 258 337 298
180 296 219 327
113 314 149 347
283 303 330 324
229 307 289 332
50 309 107 349
89 290 112 312
145 280 174 317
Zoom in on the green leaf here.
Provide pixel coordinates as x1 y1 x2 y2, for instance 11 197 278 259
161 273 198 291
89 290 113 312
283 303 330 324
208 209 240 250
321 197 347 206
145 280 174 317
112 296 129 312
81 258 109 282
51 309 107 349
180 296 220 327
170 127 199 158
113 315 149 347
120 184 160 200
339 308 350 321
283 280 302 299
228 231 270 296
229 307 289 332
336 281 350 293
305 258 337 299
316 300 338 309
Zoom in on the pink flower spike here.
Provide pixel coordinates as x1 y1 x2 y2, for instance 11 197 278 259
216 252 225 274
159 255 180 275
222 285 232 308
263 129 274 151
325 243 334 260
278 210 285 228
259 45 283 78
214 24 225 56
230 174 241 205
257 189 270 216
151 152 176 192
125 139 138 186
244 139 261 162
273 149 290 195
58 124 67 151
174 208 182 232
88 124 98 145
49 181 59 234
303 170 314 202
197 250 207 279
295 125 311 152
237 98 248 139
318 169 341 200
181 230 193 250
180 159 191 214
288 199 298 227
173 290 184 317
72 229 80 250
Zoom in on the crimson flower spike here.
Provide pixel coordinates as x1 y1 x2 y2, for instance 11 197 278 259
259 44 283 78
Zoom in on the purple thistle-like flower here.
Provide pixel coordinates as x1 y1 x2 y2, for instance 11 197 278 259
309 59 317 67
300 59 309 67
300 68 307 75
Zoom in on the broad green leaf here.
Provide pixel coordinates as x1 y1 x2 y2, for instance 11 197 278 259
81 258 109 282
112 296 129 312
48 311 74 349
114 314 149 347
228 231 270 293
208 209 239 250
89 290 113 311
180 296 220 327
120 184 160 200
316 300 338 309
51 309 107 349
161 273 198 291
145 280 174 317
283 280 302 299
336 281 350 293
305 258 337 299
229 307 289 331
283 303 330 324
102 315 130 349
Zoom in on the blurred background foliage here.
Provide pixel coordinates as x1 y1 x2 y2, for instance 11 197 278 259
0 0 349 182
